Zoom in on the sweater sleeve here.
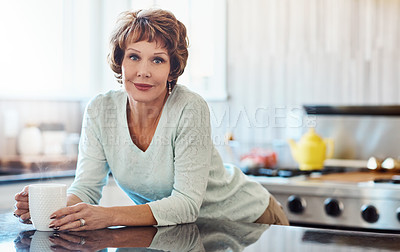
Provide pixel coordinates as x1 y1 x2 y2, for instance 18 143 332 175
148 224 203 251
148 97 212 226
67 98 110 204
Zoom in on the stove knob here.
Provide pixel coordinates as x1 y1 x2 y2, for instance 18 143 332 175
287 195 306 214
324 198 343 217
361 205 379 223
396 207 400 222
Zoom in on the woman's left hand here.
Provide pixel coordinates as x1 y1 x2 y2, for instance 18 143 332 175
49 203 114 231
49 230 110 251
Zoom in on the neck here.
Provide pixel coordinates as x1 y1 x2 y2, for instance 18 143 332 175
127 91 168 128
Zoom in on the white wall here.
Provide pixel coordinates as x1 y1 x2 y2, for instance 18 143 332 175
209 0 400 156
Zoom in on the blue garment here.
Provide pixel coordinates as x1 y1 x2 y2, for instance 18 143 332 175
67 85 270 226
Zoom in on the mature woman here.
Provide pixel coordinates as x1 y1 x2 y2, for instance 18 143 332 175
14 9 288 230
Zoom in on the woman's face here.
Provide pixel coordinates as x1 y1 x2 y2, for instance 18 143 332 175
121 40 171 104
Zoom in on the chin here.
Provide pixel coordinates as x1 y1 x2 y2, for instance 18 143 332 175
126 90 154 103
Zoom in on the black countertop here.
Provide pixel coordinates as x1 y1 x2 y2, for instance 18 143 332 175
0 169 75 184
0 156 77 184
1 212 400 251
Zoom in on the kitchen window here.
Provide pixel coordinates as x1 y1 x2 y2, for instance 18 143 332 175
0 0 227 101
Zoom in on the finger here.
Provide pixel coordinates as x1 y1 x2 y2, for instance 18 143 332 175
51 212 83 230
54 232 82 244
19 218 32 225
20 230 35 238
14 186 29 200
51 203 84 220
50 204 87 228
67 231 91 239
19 212 31 222
56 219 86 231
15 201 29 210
68 226 86 232
13 209 28 217
50 236 77 247
14 193 29 201
50 243 79 252
20 236 32 246
14 242 30 249
14 205 29 218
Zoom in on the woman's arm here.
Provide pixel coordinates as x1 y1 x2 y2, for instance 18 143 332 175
109 204 157 226
50 93 213 229
67 194 83 206
47 97 113 231
147 96 213 226
48 226 157 251
49 202 157 231
67 96 111 205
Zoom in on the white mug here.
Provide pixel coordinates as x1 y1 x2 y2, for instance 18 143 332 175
29 183 67 231
30 231 54 252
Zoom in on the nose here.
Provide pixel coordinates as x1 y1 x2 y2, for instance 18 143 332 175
136 61 151 78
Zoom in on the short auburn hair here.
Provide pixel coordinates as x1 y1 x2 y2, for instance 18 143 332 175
107 9 189 87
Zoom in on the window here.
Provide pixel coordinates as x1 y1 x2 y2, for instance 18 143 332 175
0 0 64 99
0 0 227 101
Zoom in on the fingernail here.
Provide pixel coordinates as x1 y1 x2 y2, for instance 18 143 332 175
52 233 60 237
49 224 55 228
13 213 19 218
53 226 60 230
21 192 27 196
50 215 57 219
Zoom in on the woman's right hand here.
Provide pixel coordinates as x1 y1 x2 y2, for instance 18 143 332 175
14 186 32 224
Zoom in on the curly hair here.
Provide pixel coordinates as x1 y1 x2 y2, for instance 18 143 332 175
107 9 189 88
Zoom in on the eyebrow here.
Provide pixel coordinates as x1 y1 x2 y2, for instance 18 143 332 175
126 48 168 56
154 52 168 56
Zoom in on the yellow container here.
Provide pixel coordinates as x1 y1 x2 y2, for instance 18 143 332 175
288 128 334 170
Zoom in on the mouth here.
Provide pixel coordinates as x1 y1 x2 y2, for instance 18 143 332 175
133 83 153 91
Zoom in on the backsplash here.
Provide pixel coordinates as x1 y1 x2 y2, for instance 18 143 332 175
223 0 400 137
210 0 400 166
312 116 400 160
1 0 400 169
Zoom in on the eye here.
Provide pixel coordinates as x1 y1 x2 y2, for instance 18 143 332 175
129 54 139 61
153 57 165 64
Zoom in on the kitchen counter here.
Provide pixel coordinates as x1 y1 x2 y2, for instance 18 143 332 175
1 212 400 251
0 154 77 184
0 169 76 184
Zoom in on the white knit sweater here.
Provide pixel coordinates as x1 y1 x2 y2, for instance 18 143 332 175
67 85 270 226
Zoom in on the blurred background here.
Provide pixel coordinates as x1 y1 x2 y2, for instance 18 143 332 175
0 0 399 170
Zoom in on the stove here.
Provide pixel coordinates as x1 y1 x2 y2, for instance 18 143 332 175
247 167 400 232
236 105 400 232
